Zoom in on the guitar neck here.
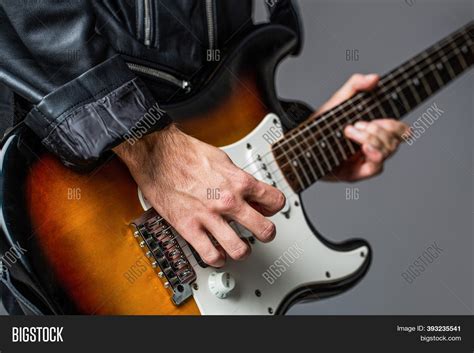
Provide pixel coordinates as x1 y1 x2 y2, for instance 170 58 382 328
273 21 473 193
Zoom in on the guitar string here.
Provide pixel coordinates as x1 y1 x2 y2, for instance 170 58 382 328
146 26 473 272
178 37 474 271
236 27 471 179
268 45 472 192
275 27 471 152
248 43 472 196
246 35 472 187
256 29 471 174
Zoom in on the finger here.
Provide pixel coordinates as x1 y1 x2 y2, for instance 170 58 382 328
204 216 250 261
351 160 384 180
345 125 387 155
231 204 276 243
318 74 379 113
362 144 384 163
245 180 286 216
372 119 410 139
354 121 397 153
345 125 386 163
181 228 225 267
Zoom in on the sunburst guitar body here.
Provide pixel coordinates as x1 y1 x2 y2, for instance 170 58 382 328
2 24 398 314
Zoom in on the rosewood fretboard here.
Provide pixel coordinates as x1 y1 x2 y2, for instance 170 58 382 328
273 22 473 193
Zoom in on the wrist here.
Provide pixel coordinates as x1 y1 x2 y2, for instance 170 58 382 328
113 124 178 169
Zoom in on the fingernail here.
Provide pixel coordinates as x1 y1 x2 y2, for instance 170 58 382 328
354 121 367 130
346 126 362 137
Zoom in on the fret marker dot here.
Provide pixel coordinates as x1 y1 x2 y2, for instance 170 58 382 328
292 160 298 167
320 142 326 148
391 92 398 100
436 63 443 70
336 131 342 138
461 46 468 53
306 152 312 158
357 105 363 112
413 78 420 86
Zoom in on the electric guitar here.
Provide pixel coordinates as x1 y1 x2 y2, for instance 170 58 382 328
1 22 472 315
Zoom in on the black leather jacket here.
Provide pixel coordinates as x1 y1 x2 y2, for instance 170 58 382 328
0 0 302 168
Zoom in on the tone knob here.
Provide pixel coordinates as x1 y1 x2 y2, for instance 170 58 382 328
208 272 235 299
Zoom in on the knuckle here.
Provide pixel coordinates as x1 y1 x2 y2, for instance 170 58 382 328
351 73 363 82
202 250 222 266
218 191 238 212
366 123 381 135
369 136 381 148
389 139 399 151
183 217 201 232
253 184 266 199
236 173 254 192
228 244 250 260
387 120 399 129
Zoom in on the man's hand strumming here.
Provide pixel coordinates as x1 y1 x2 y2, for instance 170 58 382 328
114 125 286 267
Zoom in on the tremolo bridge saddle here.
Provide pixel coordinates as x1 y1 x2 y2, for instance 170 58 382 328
131 208 196 305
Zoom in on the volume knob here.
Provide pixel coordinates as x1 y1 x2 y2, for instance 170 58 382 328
208 272 235 299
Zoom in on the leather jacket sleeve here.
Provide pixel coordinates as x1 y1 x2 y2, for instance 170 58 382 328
0 1 171 168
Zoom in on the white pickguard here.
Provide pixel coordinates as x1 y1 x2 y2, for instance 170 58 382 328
139 114 369 315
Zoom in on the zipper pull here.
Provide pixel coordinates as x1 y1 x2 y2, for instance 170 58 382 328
182 81 192 93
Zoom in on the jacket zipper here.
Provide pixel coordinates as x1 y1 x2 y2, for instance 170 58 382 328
205 0 216 50
127 62 192 92
143 0 152 47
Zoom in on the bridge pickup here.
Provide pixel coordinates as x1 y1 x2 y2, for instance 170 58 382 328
131 208 197 306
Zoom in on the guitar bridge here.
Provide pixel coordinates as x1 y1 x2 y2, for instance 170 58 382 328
131 208 196 306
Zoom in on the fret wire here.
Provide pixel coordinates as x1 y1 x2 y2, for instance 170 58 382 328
322 110 348 160
422 51 445 87
309 123 334 171
417 63 433 95
292 131 318 184
389 67 412 112
332 100 358 155
401 69 421 105
307 117 341 169
368 95 385 119
279 145 304 191
435 42 456 79
365 104 377 120
271 28 472 185
285 41 467 167
461 30 473 49
279 62 451 177
286 137 311 189
297 28 466 149
383 74 401 117
303 126 329 176
322 133 340 167
388 72 420 112
450 38 468 69
461 30 473 65
318 119 349 165
371 92 389 117
337 104 357 154
299 128 325 179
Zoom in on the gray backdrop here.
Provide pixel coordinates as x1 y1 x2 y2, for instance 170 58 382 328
1 0 472 315
255 0 473 315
